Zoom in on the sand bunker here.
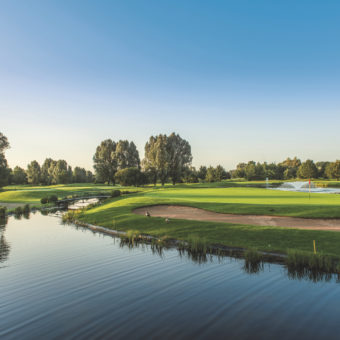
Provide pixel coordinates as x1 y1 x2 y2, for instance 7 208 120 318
133 205 340 231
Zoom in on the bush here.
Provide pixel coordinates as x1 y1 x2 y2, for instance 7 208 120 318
111 190 121 197
0 206 7 217
48 195 58 203
41 197 49 204
23 204 30 214
14 206 23 215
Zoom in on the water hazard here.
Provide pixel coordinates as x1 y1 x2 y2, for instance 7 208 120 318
1 213 340 339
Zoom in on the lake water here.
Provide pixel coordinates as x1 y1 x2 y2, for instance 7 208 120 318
1 212 340 339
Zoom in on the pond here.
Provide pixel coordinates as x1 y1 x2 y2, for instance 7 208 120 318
1 212 340 339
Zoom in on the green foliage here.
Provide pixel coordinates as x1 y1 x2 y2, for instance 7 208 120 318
48 194 58 203
0 206 6 217
142 133 192 185
297 159 318 179
326 160 340 181
27 160 41 185
115 167 146 186
23 204 30 214
93 139 140 185
12 166 27 184
41 197 49 204
0 132 10 189
110 190 121 197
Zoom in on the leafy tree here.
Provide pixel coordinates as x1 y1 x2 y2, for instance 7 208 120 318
205 166 216 182
197 166 207 181
167 133 192 185
115 167 145 186
73 167 87 183
12 166 27 184
41 158 56 185
297 160 318 179
115 140 140 170
0 132 9 153
234 163 247 178
93 139 117 185
27 161 41 185
143 135 169 186
51 160 71 184
86 171 94 183
183 167 199 183
326 161 340 180
280 157 301 179
215 165 227 181
0 132 10 188
316 161 330 179
245 162 256 180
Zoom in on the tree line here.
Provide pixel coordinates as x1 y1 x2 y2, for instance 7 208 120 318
1 130 340 189
231 157 340 181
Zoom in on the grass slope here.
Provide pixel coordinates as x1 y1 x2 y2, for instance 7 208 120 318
78 187 340 257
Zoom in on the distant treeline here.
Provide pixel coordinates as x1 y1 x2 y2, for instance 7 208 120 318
230 158 340 181
1 131 340 189
10 159 94 185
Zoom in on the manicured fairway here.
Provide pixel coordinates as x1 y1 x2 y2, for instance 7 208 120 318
76 187 340 257
2 182 340 256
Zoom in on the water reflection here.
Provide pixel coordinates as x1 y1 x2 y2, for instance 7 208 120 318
0 216 10 264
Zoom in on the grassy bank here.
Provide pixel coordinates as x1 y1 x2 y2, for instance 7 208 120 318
3 182 340 259
74 188 340 258
0 183 145 205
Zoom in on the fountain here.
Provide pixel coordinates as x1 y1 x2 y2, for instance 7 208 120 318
275 181 340 194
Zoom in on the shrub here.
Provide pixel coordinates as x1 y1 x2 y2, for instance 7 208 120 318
111 190 121 197
48 195 58 203
23 204 30 214
41 197 49 204
14 206 23 215
0 206 6 217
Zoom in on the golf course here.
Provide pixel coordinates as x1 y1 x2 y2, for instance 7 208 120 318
2 181 340 258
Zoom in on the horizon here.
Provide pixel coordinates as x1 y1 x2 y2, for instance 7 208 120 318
2 1 340 171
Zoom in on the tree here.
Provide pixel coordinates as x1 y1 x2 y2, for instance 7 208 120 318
197 166 207 181
215 165 227 181
0 132 10 188
297 160 318 179
73 167 87 183
167 133 192 185
115 140 140 170
280 157 301 179
205 166 216 182
93 139 117 185
142 135 169 186
316 161 330 179
27 161 41 185
12 166 27 184
86 170 94 183
234 163 247 178
115 167 146 186
41 158 56 185
326 161 340 181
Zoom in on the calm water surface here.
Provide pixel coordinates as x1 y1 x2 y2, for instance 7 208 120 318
1 213 340 339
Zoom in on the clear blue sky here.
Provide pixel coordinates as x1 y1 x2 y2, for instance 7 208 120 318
1 0 340 171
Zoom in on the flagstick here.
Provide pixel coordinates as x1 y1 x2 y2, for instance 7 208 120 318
309 179 311 200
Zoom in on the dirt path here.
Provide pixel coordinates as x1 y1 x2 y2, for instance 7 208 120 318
133 205 340 231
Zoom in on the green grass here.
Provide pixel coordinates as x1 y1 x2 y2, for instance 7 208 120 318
0 183 145 204
3 181 340 258
74 187 340 258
